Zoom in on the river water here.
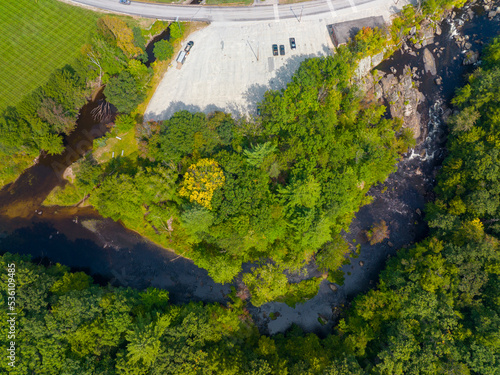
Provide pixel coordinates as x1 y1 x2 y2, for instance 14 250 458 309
1 4 499 335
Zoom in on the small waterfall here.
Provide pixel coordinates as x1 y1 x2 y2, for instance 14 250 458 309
448 20 458 39
406 99 444 163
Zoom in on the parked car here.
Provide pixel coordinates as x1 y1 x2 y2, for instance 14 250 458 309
119 0 131 4
279 45 285 56
289 37 296 49
272 44 278 56
185 41 194 52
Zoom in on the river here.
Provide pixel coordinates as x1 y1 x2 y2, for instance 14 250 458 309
1 3 499 336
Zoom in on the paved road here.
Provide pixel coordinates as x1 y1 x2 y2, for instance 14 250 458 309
69 0 381 22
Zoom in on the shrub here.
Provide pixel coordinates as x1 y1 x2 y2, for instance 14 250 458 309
104 71 146 113
366 220 390 245
153 39 174 61
114 114 136 132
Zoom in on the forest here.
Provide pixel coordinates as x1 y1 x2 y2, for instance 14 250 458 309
1 32 500 374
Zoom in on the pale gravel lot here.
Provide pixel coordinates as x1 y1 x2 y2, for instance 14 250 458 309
145 0 410 121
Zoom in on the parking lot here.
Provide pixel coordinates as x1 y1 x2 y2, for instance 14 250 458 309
145 0 404 121
145 19 329 120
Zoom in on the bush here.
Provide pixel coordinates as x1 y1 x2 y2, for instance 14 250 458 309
104 71 146 113
351 26 387 58
169 22 184 41
153 39 174 61
366 220 390 245
114 114 136 132
243 263 321 307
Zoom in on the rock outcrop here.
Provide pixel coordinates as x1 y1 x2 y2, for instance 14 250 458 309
361 65 425 140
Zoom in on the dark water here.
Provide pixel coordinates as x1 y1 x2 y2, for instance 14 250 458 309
1 220 231 304
1 3 500 335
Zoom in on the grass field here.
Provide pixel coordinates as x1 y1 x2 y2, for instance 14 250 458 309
0 0 100 112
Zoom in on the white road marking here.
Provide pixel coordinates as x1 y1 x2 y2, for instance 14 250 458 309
348 0 358 12
326 0 337 17
273 3 280 22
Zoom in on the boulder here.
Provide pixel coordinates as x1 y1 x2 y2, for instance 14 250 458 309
422 38 434 47
421 26 435 46
374 82 383 100
318 314 328 325
401 75 412 90
463 51 479 65
388 90 399 103
423 48 437 75
329 284 338 292
435 76 443 85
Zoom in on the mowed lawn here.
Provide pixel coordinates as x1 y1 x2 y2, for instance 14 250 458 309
0 0 100 112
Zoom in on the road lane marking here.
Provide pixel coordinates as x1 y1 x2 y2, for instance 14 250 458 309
273 3 280 22
348 0 358 12
326 0 337 17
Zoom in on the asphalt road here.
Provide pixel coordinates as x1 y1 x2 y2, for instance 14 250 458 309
69 0 381 22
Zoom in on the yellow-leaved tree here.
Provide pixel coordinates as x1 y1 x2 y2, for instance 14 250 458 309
179 158 225 210
99 16 142 58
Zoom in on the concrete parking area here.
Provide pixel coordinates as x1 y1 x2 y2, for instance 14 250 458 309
146 19 332 120
145 0 410 121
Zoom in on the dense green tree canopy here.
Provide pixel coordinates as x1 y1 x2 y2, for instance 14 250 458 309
104 71 147 114
153 39 174 61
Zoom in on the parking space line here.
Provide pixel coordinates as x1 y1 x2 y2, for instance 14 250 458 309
273 3 280 22
348 0 358 12
326 0 337 17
